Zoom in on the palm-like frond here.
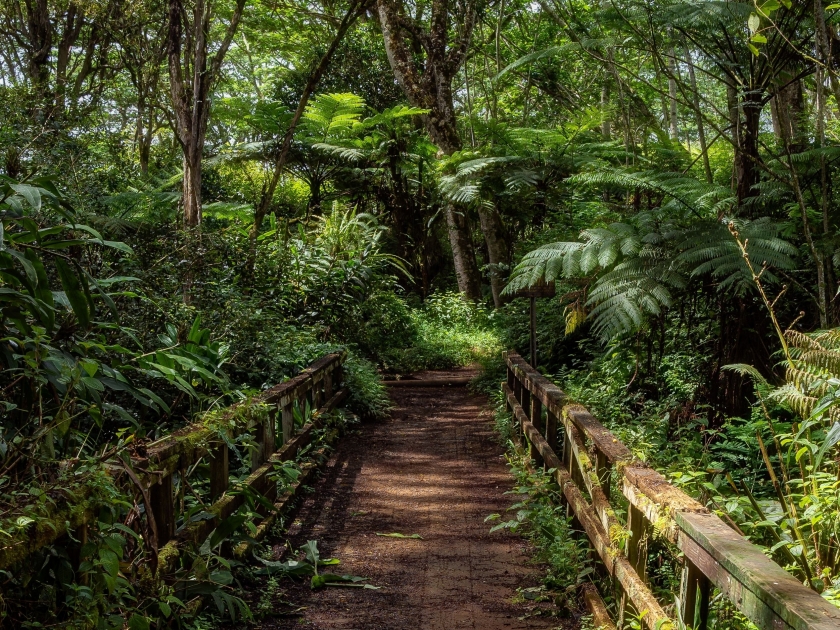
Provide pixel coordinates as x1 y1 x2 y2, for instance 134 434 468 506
586 257 685 340
301 93 366 141
676 217 796 292
504 177 796 341
571 168 733 218
771 329 840 424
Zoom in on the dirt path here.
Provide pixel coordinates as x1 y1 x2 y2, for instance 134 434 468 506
253 369 570 630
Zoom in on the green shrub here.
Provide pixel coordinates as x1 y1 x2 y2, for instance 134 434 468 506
365 291 503 373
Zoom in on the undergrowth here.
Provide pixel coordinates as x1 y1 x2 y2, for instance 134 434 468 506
489 402 593 621
359 291 504 373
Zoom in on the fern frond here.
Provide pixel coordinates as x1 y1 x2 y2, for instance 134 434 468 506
770 383 818 418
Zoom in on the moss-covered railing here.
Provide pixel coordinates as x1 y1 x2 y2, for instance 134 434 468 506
0 351 347 577
504 351 840 630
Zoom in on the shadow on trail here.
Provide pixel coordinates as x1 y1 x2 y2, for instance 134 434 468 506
247 368 579 630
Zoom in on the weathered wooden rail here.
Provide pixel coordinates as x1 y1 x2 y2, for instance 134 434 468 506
0 351 348 576
503 351 840 630
143 350 347 573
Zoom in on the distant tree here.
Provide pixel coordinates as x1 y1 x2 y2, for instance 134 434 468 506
166 0 246 226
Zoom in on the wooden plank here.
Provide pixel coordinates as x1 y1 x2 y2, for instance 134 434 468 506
552 457 672 629
6 353 347 576
516 415 670 630
506 353 632 465
250 419 266 471
622 466 706 544
680 558 710 630
150 473 175 546
146 352 345 465
385 377 471 387
506 350 840 630
545 409 558 453
156 388 349 576
281 404 294 444
264 408 277 460
512 280 556 298
582 583 617 630
563 404 633 465
530 396 543 463
677 512 840 630
208 443 229 501
626 503 649 582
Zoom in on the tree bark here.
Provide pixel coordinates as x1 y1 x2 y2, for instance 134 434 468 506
167 0 245 227
667 46 679 141
377 0 484 300
684 44 712 183
770 76 804 151
478 203 509 307
601 80 611 139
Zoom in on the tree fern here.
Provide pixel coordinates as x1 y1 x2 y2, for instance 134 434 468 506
505 167 797 341
676 217 797 292
300 93 366 142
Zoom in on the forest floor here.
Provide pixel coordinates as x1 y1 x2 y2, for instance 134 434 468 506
248 367 574 630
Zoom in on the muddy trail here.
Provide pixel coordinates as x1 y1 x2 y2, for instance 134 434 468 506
248 368 575 630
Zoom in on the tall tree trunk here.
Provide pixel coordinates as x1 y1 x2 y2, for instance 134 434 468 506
684 44 712 183
733 89 762 210
376 0 483 300
814 0 840 112
26 0 52 99
771 76 804 151
446 204 482 299
601 80 611 139
167 0 245 227
478 204 509 307
667 46 679 141
435 133 482 300
244 0 366 282
183 153 202 227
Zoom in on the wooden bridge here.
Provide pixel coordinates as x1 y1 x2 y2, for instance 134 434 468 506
504 351 840 630
3 350 840 629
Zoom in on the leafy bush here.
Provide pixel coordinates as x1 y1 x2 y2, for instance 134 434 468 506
365 291 503 373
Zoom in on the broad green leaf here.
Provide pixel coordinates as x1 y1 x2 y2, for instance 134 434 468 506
55 258 90 328
813 422 840 470
10 184 41 211
128 614 150 630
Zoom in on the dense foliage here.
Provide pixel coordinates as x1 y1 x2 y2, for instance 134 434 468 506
4 0 840 625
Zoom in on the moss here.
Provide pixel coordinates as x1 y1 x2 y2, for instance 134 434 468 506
0 466 118 571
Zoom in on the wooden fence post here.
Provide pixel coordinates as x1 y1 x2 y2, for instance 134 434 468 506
150 473 175 545
545 409 558 453
209 442 229 501
530 396 543 464
622 502 651 621
521 384 531 441
313 378 323 410
263 408 276 460
680 558 710 630
325 369 334 400
595 449 612 499
251 418 265 471
281 403 294 444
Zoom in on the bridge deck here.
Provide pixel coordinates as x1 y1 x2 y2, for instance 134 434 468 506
251 368 570 629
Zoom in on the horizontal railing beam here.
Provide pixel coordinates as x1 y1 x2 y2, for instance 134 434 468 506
504 350 840 630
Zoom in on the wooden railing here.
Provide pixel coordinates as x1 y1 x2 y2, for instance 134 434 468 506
503 351 840 630
141 350 347 573
0 351 347 575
